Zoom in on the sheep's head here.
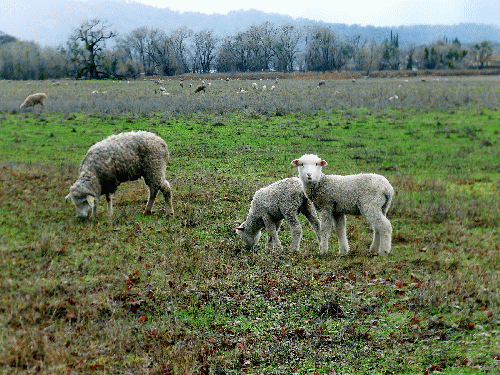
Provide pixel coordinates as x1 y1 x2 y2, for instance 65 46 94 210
235 221 262 250
65 187 96 219
291 154 327 184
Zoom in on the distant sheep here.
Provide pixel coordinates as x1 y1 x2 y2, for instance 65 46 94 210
194 84 206 93
292 154 393 256
66 131 174 219
20 93 47 109
236 177 320 252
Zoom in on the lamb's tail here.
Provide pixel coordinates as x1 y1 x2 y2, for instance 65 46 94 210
382 187 393 216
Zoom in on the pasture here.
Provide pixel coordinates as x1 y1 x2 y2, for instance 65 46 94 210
0 75 499 374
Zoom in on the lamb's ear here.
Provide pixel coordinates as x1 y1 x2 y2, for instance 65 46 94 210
291 159 300 166
86 195 96 208
65 193 71 200
320 160 328 167
235 227 244 231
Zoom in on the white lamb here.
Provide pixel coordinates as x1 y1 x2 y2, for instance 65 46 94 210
66 131 173 219
20 93 47 109
292 154 393 256
236 177 320 252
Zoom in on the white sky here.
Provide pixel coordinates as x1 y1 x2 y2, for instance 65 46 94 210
131 0 500 26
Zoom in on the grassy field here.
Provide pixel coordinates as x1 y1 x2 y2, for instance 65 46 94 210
0 76 499 374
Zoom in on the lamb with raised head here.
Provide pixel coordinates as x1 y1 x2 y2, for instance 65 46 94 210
66 131 174 219
20 93 47 109
292 154 393 256
236 177 320 252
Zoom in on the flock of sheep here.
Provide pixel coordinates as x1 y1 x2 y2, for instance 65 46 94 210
63 130 393 257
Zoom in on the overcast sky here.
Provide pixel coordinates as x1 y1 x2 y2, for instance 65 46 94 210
132 0 500 27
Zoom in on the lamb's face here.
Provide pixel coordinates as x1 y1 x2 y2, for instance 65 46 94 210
291 154 327 184
235 222 262 249
65 191 95 218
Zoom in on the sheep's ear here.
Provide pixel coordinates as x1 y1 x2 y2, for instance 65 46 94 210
86 195 96 208
320 160 328 167
291 159 299 166
236 227 244 231
65 193 71 200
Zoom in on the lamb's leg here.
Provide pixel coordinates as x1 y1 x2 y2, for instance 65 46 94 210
106 193 113 215
263 216 282 252
302 198 320 241
286 216 303 253
144 187 158 214
364 208 392 256
318 210 333 254
375 216 392 256
370 228 381 254
160 180 174 215
333 214 350 255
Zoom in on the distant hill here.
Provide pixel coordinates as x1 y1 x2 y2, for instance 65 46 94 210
1 0 500 47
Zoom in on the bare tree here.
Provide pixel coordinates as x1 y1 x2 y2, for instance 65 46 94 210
121 27 157 76
68 18 116 79
193 30 218 73
273 25 302 72
170 27 192 74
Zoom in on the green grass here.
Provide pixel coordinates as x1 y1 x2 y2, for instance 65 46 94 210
0 77 499 374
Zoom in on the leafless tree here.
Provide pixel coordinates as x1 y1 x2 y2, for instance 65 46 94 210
68 18 116 79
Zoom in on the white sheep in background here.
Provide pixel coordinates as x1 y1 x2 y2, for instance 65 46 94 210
20 93 47 109
236 177 320 252
292 154 393 256
252 82 258 90
66 131 174 219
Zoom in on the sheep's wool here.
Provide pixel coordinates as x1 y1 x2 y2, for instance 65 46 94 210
67 131 173 218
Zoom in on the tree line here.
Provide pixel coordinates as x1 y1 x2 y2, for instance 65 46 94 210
0 19 496 80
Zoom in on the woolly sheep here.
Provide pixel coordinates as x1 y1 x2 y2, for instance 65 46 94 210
236 177 320 252
66 131 174 219
20 93 47 109
292 154 393 256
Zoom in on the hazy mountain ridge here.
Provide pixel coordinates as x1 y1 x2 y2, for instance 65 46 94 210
1 0 500 47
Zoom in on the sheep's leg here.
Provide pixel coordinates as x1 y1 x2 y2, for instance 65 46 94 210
302 199 320 241
92 200 98 218
106 193 114 215
334 214 350 256
144 187 158 214
263 216 282 252
318 210 333 254
160 180 174 215
286 216 303 253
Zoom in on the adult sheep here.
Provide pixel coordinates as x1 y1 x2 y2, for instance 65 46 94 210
236 177 320 252
20 93 47 109
66 131 174 219
292 154 393 256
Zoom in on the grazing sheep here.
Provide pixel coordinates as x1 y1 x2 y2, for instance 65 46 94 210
236 177 320 252
252 82 258 90
20 93 47 109
292 154 393 256
194 84 206 93
66 131 174 219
